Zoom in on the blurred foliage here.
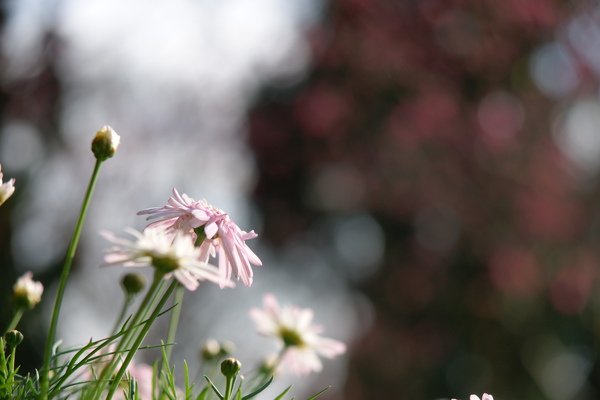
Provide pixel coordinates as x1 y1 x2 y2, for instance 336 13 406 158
247 0 600 399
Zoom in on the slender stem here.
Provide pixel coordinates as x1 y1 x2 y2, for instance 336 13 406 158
39 159 104 400
4 308 24 334
164 284 184 367
0 337 6 396
224 376 235 400
110 295 135 337
157 283 184 398
105 280 178 400
89 274 164 399
9 347 16 381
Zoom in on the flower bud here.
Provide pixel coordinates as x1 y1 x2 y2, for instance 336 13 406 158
91 126 120 161
220 340 236 356
0 164 15 206
200 338 221 361
220 358 242 378
4 330 23 348
258 353 280 375
12 272 43 309
121 272 146 295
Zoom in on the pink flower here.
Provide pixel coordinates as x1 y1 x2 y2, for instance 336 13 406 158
249 293 346 376
137 188 261 287
84 348 155 400
122 362 155 400
100 228 234 291
0 164 15 206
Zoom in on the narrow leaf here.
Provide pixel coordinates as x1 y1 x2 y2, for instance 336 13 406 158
305 386 330 400
241 375 274 400
272 385 293 400
204 375 224 400
195 385 211 400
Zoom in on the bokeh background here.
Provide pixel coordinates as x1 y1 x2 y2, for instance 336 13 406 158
2 0 600 399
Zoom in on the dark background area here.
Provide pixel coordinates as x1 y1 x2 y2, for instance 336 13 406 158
3 0 600 399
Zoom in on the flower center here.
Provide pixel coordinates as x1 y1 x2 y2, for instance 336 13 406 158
279 327 305 348
151 255 179 274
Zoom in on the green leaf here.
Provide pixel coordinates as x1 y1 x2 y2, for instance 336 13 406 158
184 360 195 400
241 375 274 400
204 375 224 400
305 386 330 400
195 385 211 400
272 384 293 400
233 375 244 400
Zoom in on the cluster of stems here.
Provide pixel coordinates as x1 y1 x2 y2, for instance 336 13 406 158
34 133 184 399
2 127 329 400
34 127 184 400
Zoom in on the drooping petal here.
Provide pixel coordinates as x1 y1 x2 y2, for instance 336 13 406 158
138 189 261 286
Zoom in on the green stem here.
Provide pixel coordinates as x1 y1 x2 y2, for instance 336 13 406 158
164 284 184 367
9 347 16 381
39 159 104 400
4 308 24 334
157 283 184 398
110 295 135 337
0 337 7 395
89 273 164 399
105 280 178 400
224 376 235 400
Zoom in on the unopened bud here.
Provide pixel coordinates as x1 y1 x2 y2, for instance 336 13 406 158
220 358 242 378
121 273 146 295
220 340 236 356
91 126 120 161
200 339 221 361
4 330 23 348
12 272 43 309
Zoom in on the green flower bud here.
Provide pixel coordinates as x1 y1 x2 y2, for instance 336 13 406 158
220 358 242 378
91 126 120 161
121 273 146 295
4 330 23 348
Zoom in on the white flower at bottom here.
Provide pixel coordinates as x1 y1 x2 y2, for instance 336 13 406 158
100 228 233 291
0 164 15 206
470 395 493 400
452 394 494 400
249 293 346 376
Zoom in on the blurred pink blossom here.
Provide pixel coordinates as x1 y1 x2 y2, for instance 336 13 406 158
249 293 346 376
